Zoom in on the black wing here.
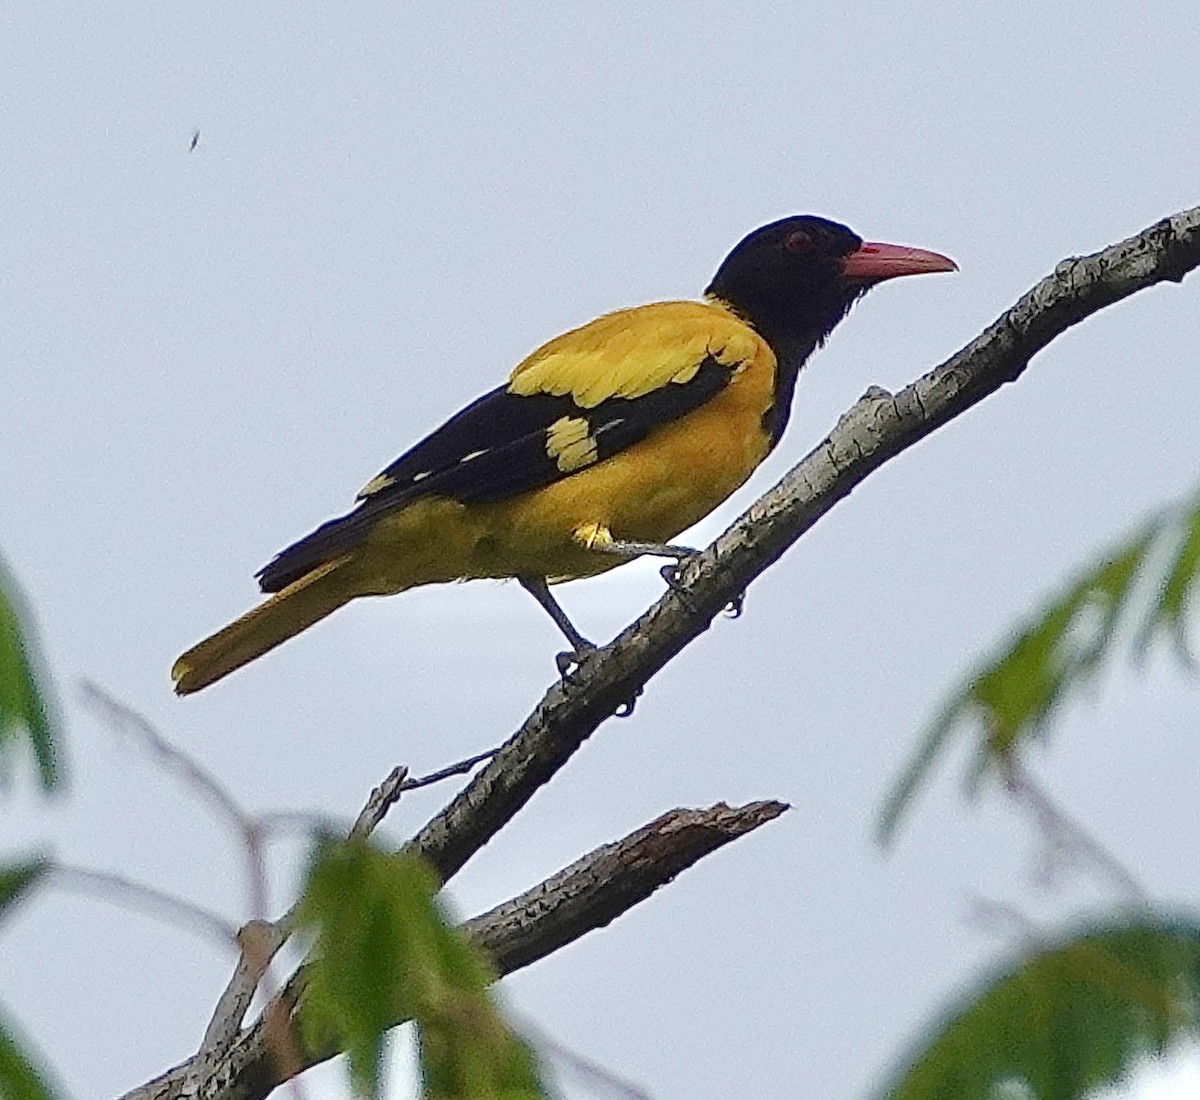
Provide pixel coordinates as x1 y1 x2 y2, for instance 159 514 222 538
257 356 732 592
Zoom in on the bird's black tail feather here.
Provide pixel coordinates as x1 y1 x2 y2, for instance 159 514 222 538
257 503 383 592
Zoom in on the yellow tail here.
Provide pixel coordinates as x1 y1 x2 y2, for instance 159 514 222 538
172 556 356 695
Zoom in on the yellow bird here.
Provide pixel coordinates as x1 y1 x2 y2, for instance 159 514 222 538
172 216 955 694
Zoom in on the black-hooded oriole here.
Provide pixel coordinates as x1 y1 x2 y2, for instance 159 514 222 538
172 215 955 694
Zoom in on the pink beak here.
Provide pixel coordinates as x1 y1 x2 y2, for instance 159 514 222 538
841 240 958 283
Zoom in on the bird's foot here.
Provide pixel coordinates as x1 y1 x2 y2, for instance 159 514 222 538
555 642 598 682
659 557 704 615
555 644 642 716
660 560 746 621
659 558 693 592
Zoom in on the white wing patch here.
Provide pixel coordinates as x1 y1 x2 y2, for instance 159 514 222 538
358 467 433 499
545 415 599 473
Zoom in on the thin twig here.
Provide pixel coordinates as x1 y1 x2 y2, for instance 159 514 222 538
1003 761 1148 904
80 681 249 833
246 751 495 842
518 1016 655 1100
80 681 274 920
400 747 499 792
350 765 409 838
197 920 288 1072
255 810 347 838
965 894 1045 947
49 863 239 948
252 751 497 841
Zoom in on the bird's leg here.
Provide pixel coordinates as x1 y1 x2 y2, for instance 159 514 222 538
572 524 747 618
517 574 641 715
596 537 699 563
574 522 697 572
572 523 708 616
518 576 596 675
575 521 703 601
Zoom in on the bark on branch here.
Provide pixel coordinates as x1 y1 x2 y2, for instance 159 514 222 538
119 800 786 1100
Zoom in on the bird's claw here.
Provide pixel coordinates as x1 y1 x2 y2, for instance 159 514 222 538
661 559 745 622
658 560 685 590
555 649 585 681
556 646 640 716
661 557 706 615
555 642 600 683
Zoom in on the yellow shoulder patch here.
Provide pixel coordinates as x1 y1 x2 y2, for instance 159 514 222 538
507 300 765 409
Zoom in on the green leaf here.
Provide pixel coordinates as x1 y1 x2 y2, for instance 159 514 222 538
0 1006 60 1100
1137 494 1200 665
297 838 547 1100
0 860 47 930
875 915 1200 1100
879 480 1200 844
0 558 60 792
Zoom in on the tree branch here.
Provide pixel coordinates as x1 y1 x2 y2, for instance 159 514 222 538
463 800 787 973
116 800 785 1100
118 204 1200 1100
409 204 1200 884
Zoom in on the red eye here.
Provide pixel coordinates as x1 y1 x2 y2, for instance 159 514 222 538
785 229 814 253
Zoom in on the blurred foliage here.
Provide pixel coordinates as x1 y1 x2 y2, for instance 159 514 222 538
0 558 59 792
878 482 1200 843
0 557 61 1100
0 860 46 931
0 861 57 1100
0 1010 59 1100
876 915 1200 1100
298 838 547 1100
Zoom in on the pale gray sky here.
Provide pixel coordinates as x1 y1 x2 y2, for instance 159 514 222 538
2 3 1199 1098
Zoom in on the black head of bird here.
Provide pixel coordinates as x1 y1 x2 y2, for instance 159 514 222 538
707 214 956 367
172 214 956 695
